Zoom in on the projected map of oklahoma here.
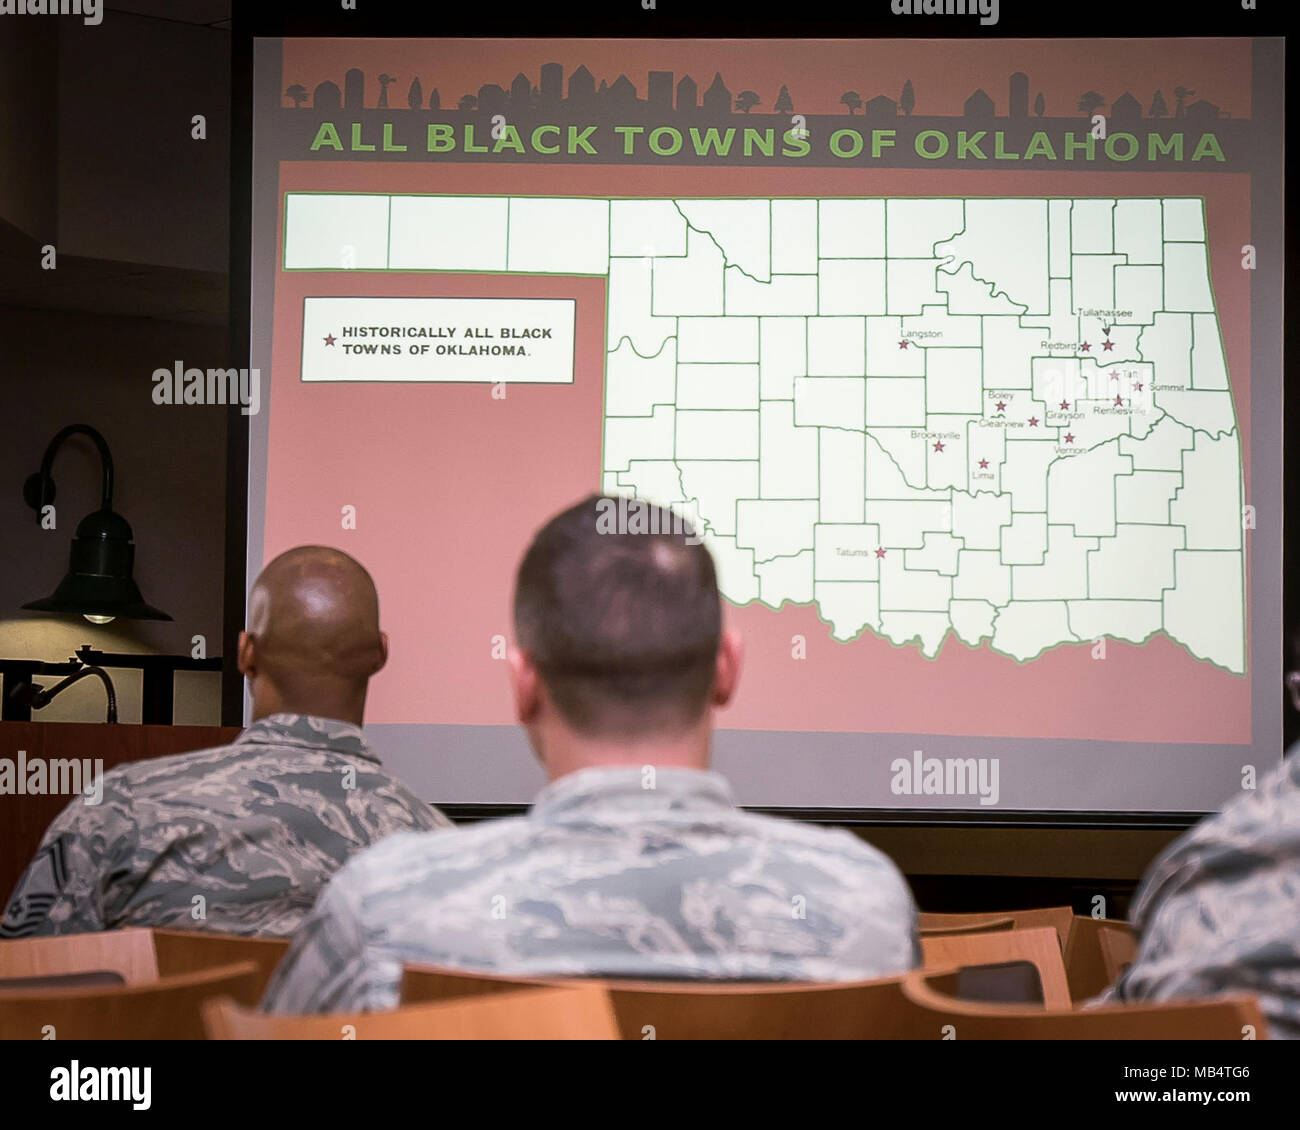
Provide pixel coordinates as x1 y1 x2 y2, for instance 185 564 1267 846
288 192 1246 676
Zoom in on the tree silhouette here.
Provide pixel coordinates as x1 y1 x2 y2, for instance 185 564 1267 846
378 74 396 108
774 85 794 114
1034 91 1045 117
285 83 308 108
840 91 862 116
407 77 423 110
458 94 477 111
598 78 608 95
900 80 915 117
1150 90 1169 118
1077 91 1105 116
429 88 441 110
1173 85 1195 117
736 90 760 113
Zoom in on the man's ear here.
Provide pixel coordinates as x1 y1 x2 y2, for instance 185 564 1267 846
712 628 743 709
237 630 256 677
508 645 542 725
374 630 389 676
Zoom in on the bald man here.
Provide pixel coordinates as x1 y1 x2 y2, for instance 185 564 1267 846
1 546 450 939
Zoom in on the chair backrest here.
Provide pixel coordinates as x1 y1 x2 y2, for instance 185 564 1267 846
203 985 620 1040
401 963 963 1040
1064 915 1137 1000
921 926 1071 1008
920 916 1014 937
0 962 262 1039
0 927 159 984
919 906 1074 950
899 969 1268 1040
151 929 292 998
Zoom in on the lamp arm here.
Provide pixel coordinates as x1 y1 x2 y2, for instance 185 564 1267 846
27 665 119 724
34 424 115 513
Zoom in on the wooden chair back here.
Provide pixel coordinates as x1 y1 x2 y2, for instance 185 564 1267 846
0 962 262 1039
1064 915 1138 1000
151 929 291 998
203 985 619 1040
921 926 1071 1008
899 969 1267 1040
0 927 159 984
402 963 964 1040
920 916 1014 937
919 906 1074 950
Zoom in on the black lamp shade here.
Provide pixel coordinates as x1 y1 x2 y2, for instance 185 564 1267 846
22 508 172 622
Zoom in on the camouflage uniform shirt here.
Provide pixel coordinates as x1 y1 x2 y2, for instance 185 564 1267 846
1107 753 1300 1039
1 713 451 939
262 765 921 1013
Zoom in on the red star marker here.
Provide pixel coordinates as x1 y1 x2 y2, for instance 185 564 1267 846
1064 433 1076 443
933 441 945 452
1134 381 1144 391
875 547 887 559
978 458 990 469
1103 339 1115 351
1028 416 1039 427
324 334 336 346
995 401 1007 413
1109 370 1120 381
1059 400 1070 410
899 340 910 349
1114 394 1125 406
1080 342 1092 352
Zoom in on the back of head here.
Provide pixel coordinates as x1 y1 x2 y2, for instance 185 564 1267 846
244 546 385 721
513 495 721 739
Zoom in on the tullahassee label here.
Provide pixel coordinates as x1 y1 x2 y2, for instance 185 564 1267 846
301 296 576 383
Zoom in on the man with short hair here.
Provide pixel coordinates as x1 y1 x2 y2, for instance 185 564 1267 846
262 496 920 1013
1 546 450 939
1100 652 1300 1038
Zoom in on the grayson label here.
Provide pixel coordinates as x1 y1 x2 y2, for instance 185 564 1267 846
301 297 575 383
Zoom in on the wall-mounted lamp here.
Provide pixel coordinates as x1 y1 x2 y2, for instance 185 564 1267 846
20 424 171 624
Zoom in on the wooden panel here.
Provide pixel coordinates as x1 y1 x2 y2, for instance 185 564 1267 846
922 926 1071 1009
0 722 238 901
0 962 261 1040
900 971 1266 1040
152 929 291 999
204 985 620 1041
0 927 159 983
401 964 965 1040
1066 915 1138 1001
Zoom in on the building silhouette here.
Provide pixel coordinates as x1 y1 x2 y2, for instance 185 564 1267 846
1111 92 1142 121
477 83 506 117
510 72 532 108
1009 72 1029 118
1185 99 1221 122
313 80 341 110
539 62 562 106
648 70 673 110
677 74 698 110
863 94 897 118
702 72 730 114
608 74 638 108
344 68 364 109
568 65 595 106
964 88 995 117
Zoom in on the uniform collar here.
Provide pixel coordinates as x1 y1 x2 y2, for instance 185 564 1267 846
235 713 380 764
530 765 735 823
